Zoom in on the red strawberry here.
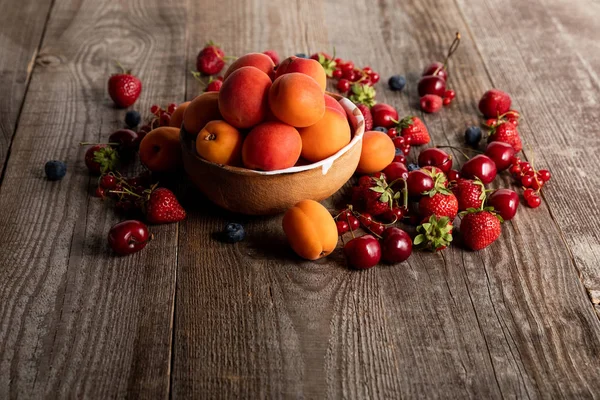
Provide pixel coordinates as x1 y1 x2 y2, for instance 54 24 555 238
419 192 458 219
146 188 186 224
478 89 511 118
398 116 430 145
488 120 522 152
263 50 280 65
356 104 373 131
108 66 142 108
460 209 502 250
452 179 486 211
414 215 453 252
84 144 119 175
196 42 226 75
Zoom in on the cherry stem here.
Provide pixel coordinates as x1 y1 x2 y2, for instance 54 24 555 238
436 145 480 160
442 32 461 69
346 212 356 239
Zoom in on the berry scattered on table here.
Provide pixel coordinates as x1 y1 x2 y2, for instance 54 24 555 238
84 144 119 175
196 41 227 75
344 234 381 269
479 89 511 118
108 220 151 256
487 189 519 220
487 119 522 152
398 116 430 145
381 227 412 263
459 208 502 251
461 154 497 185
388 75 406 91
125 110 141 128
371 103 398 128
44 160 67 181
452 178 486 211
146 187 186 224
414 215 453 252
223 223 246 243
356 104 373 131
108 63 142 108
464 126 482 146
418 148 452 173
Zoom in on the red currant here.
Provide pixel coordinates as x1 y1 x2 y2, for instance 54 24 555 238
510 156 521 165
100 174 117 189
509 164 522 176
527 195 541 208
447 169 460 181
392 136 406 148
337 79 351 93
404 135 413 145
95 186 106 198
150 104 160 114
363 66 373 75
332 69 343 79
342 69 357 81
387 128 398 138
369 72 380 84
444 89 456 99
348 216 360 231
350 69 362 82
523 188 535 199
394 154 406 164
538 169 551 182
341 62 354 71
167 103 177 114
442 97 452 106
521 175 533 187
402 145 411 155
336 220 349 235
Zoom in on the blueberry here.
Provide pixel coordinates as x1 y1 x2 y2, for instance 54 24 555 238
295 53 308 59
388 75 406 91
125 110 141 128
464 126 482 146
223 223 245 243
374 126 388 133
408 163 419 171
45 160 67 181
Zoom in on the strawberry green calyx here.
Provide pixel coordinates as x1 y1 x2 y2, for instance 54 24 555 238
369 173 400 209
317 52 337 77
397 116 417 130
93 147 119 174
414 215 453 252
423 168 451 196
349 83 377 107
459 206 504 223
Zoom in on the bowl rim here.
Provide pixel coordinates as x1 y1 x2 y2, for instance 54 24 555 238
182 95 365 176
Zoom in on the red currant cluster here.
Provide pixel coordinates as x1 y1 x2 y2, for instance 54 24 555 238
147 103 178 129
508 156 551 208
388 128 412 157
94 171 156 213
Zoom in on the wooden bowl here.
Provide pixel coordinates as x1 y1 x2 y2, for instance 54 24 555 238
180 94 365 215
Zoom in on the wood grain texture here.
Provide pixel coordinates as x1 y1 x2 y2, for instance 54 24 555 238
0 0 187 397
0 0 54 177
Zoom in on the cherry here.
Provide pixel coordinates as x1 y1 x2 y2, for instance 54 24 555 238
487 189 519 220
538 169 551 182
383 162 409 182
370 223 385 236
381 227 412 263
447 169 460 181
371 103 399 129
461 155 497 185
406 170 434 197
418 148 452 173
109 129 139 152
337 79 350 93
527 195 541 208
108 220 151 255
422 62 448 81
336 220 349 235
417 75 447 97
100 174 117 189
381 207 405 223
359 213 373 227
347 216 360 231
95 186 106 198
485 141 515 171
343 235 381 269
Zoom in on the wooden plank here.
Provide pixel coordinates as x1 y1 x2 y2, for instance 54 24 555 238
0 0 187 397
0 0 54 177
454 0 600 308
172 0 600 398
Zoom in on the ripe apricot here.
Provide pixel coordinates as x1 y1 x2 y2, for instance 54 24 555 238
224 53 275 79
219 66 272 129
269 73 325 128
324 94 345 117
275 57 327 92
139 127 182 172
169 101 191 129
356 130 395 174
242 122 302 171
282 199 338 260
182 92 222 136
195 120 243 166
298 107 351 162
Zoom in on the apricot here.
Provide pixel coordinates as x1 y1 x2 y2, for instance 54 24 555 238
242 122 302 171
224 53 275 79
269 73 325 128
195 120 243 166
169 101 191 129
219 66 272 129
356 130 396 174
324 94 345 117
275 57 327 92
182 92 222 136
139 127 182 172
282 199 338 260
298 107 351 162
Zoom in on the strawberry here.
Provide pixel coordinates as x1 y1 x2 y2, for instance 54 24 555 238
146 187 186 224
349 83 376 107
108 65 142 108
356 104 373 131
478 89 511 118
488 120 522 152
311 52 336 77
419 192 458 219
351 173 399 215
414 215 453 252
398 116 430 145
196 42 226 75
452 178 486 211
84 144 119 175
459 208 502 250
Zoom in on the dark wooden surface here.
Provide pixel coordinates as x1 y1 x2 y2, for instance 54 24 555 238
1 0 600 398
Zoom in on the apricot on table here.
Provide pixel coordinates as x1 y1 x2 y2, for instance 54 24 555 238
269 73 325 128
298 107 351 162
242 122 302 171
182 92 222 136
169 101 191 129
356 130 396 174
324 94 345 117
275 56 327 92
282 199 338 261
139 127 182 172
224 53 275 79
195 120 243 166
219 66 272 129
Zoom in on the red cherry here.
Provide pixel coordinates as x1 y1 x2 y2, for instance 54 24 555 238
461 154 497 184
447 169 460 181
406 170 434 196
100 174 117 189
343 235 382 269
381 227 412 263
369 72 380 84
383 162 409 183
392 136 406 148
370 223 385 236
485 141 515 171
371 103 399 128
339 209 354 218
332 69 343 79
417 75 447 97
394 153 406 164
108 220 151 255
521 175 533 188
527 195 541 208
95 186 106 198
337 79 350 93
380 207 406 223
418 148 452 173
109 129 139 152
347 216 360 231
488 189 519 220
336 220 349 235
359 213 373 227
538 169 551 182
422 62 448 81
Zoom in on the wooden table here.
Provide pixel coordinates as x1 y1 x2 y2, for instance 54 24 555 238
1 0 600 398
